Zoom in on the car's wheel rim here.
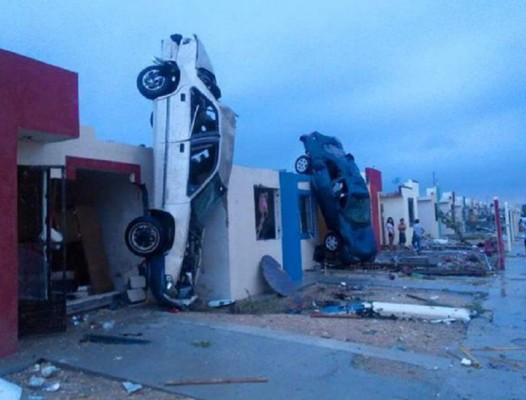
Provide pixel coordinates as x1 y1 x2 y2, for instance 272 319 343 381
143 70 165 90
325 235 339 251
296 157 309 173
129 223 160 253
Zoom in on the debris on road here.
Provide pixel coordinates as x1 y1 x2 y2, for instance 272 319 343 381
261 255 298 296
460 345 482 368
165 377 269 386
192 340 211 348
80 333 150 345
122 381 143 394
461 358 473 367
208 299 236 308
40 364 59 378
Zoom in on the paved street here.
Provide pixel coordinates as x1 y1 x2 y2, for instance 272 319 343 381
1 244 525 400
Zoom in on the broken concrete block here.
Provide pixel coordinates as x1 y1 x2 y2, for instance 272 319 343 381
128 275 146 289
127 288 146 303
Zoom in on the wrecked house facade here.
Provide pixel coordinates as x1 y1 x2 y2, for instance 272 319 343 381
0 50 152 357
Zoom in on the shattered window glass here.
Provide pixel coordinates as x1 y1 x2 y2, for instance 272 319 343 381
187 88 220 196
190 88 218 136
343 196 371 225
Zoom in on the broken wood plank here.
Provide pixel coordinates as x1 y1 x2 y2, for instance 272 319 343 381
406 294 435 304
310 313 360 319
165 377 268 386
405 294 451 307
472 346 526 352
66 291 119 315
459 345 482 368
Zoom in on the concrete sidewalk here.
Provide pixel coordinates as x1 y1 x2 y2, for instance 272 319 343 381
1 243 525 399
438 244 526 399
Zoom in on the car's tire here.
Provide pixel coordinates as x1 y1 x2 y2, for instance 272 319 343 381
137 65 180 100
125 215 166 257
295 155 312 174
324 232 342 252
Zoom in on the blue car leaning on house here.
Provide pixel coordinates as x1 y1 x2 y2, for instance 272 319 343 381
295 131 377 264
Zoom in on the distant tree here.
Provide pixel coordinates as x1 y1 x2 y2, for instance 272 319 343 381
437 209 466 243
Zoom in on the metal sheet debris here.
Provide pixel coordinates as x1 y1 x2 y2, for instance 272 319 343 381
260 255 297 296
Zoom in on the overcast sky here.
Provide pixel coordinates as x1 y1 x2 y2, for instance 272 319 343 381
2 1 525 204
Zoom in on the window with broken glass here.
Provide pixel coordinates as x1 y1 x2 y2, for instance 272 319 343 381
299 192 315 238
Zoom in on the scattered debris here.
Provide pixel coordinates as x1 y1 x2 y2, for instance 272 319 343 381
459 345 482 368
208 299 236 308
122 381 143 394
28 376 46 388
44 381 61 392
127 288 147 303
192 340 211 348
80 333 150 345
461 358 472 366
165 377 268 386
102 320 116 330
310 313 361 319
40 364 59 378
261 255 297 296
473 346 526 352
429 318 457 324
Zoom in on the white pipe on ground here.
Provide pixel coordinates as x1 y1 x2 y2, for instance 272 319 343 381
365 301 471 321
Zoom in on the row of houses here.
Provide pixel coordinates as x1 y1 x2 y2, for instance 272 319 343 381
379 179 522 249
1 50 520 358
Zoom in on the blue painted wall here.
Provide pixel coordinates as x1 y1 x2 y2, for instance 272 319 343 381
279 171 311 283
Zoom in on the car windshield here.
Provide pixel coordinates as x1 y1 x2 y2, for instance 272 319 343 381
342 195 371 225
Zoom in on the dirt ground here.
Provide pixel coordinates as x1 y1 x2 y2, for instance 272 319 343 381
5 269 487 398
186 274 479 357
7 362 191 399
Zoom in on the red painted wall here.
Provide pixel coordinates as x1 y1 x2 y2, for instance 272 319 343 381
366 168 383 252
0 50 79 357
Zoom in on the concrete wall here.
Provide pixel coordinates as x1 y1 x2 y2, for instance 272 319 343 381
197 202 231 300
18 126 154 195
199 165 323 301
418 197 439 239
228 166 282 300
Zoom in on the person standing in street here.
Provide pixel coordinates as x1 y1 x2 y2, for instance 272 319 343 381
412 219 425 253
386 217 395 251
398 218 407 248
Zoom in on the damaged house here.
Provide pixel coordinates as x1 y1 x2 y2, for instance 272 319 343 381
1 49 383 358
